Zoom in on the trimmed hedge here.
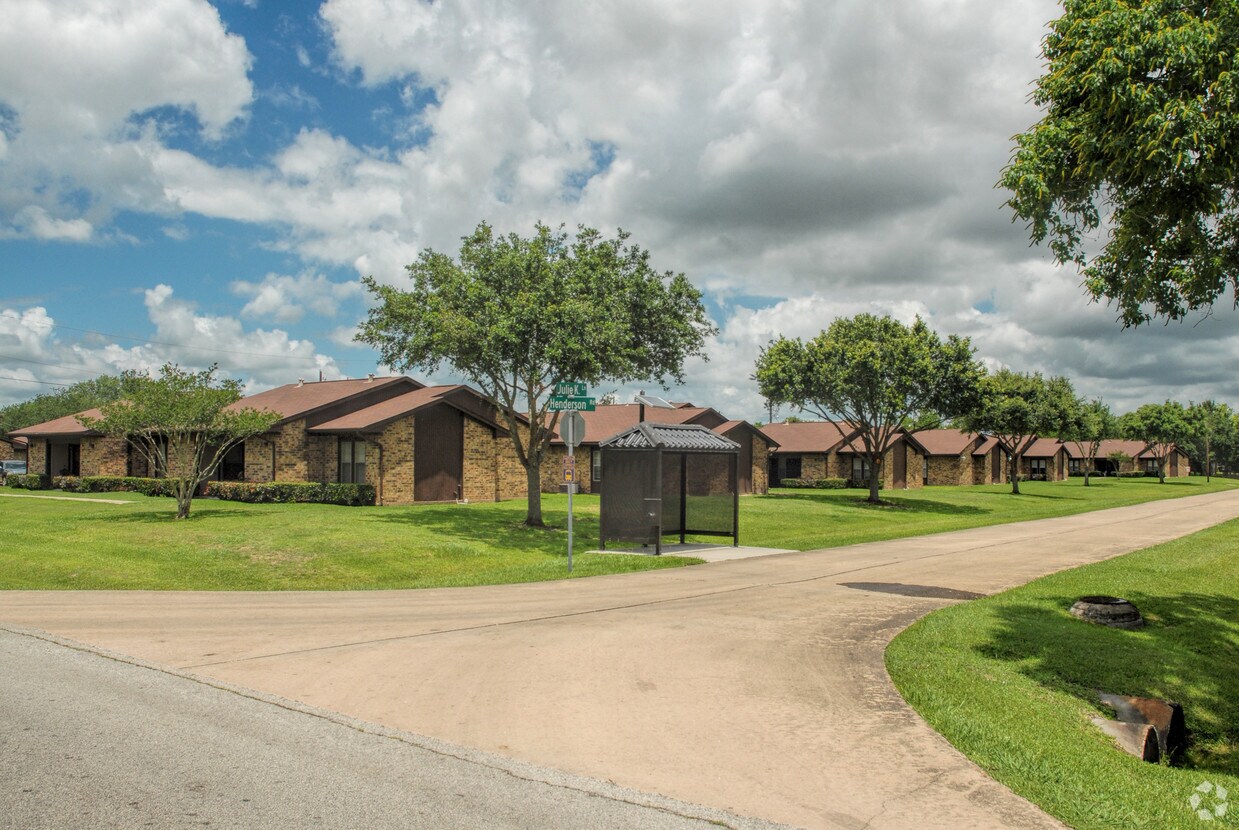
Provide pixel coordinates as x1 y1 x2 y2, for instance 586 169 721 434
1117 470 1147 478
778 477 874 490
205 481 376 506
51 476 179 497
4 473 50 490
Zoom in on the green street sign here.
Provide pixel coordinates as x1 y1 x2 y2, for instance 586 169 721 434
553 382 587 397
548 395 596 412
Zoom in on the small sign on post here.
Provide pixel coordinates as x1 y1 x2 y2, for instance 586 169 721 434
562 455 576 482
553 382 588 397
548 396 596 411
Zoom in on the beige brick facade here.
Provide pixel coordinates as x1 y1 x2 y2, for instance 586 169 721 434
81 437 128 477
750 436 769 495
244 436 275 482
26 439 47 477
925 454 971 487
374 417 414 505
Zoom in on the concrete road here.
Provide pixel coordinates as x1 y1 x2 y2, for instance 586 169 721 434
0 629 789 830
4 488 1239 830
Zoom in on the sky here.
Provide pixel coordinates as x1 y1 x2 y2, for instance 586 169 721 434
2 0 1237 423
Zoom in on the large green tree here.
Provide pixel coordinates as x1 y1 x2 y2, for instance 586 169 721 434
0 375 126 435
1185 399 1236 480
78 365 279 519
754 314 984 504
357 222 716 526
1060 397 1116 486
1120 400 1191 483
959 371 1077 495
1001 0 1239 325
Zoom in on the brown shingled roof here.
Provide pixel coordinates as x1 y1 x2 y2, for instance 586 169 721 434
908 429 983 457
547 404 705 445
8 409 104 438
759 421 857 454
308 386 462 432
232 376 420 423
1062 438 1147 459
1021 437 1065 457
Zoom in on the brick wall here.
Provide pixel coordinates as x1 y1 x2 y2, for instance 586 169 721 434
27 439 47 476
751 437 769 494
244 437 274 482
375 417 414 505
273 419 309 481
81 436 128 477
0 441 22 462
925 454 971 486
496 436 526 500
305 435 337 483
462 418 497 501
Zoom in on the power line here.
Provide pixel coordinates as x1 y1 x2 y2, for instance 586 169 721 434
0 374 90 387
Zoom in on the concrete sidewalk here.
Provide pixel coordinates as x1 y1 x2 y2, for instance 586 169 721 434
4 489 1239 829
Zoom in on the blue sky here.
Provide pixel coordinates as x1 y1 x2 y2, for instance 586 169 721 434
2 0 1237 420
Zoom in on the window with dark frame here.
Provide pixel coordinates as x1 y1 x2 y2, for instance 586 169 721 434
1069 458 1081 474
851 455 870 483
339 439 367 484
591 448 602 484
784 456 802 480
1030 458 1047 479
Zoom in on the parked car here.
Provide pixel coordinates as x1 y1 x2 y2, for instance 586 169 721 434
1 459 28 481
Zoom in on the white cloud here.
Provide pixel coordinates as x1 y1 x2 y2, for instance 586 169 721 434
231 271 363 323
0 0 252 240
6 206 93 242
0 288 354 407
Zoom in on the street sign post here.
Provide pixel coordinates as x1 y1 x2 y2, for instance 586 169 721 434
560 408 589 573
548 396 595 411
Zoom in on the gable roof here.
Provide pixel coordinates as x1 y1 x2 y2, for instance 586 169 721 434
308 385 512 433
760 421 857 454
908 429 984 457
1020 437 1066 458
1061 438 1147 460
8 408 104 438
547 404 704 445
233 376 420 424
973 436 1000 456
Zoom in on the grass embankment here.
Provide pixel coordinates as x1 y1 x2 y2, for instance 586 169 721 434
887 518 1239 830
0 476 1233 591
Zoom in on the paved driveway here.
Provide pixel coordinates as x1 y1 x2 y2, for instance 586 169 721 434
4 489 1238 829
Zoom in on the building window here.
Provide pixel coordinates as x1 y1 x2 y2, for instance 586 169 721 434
922 457 929 485
851 455 870 483
1029 458 1047 480
591 448 602 483
1069 458 1081 474
1143 458 1160 475
784 456 802 480
339 439 367 483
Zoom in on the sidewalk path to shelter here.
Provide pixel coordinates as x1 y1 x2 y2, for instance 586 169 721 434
5 489 1239 829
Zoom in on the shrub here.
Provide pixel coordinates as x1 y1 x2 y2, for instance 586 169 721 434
50 476 179 497
5 473 49 490
205 481 376 506
815 478 849 489
778 477 809 488
1117 470 1146 478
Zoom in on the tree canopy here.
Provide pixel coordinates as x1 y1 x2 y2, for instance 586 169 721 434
1060 397 1116 485
755 314 984 503
1120 400 1190 482
959 370 1076 494
357 221 716 526
78 365 279 519
1185 399 1236 479
0 375 126 435
1001 0 1239 325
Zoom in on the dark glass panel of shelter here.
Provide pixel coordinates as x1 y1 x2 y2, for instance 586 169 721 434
599 449 661 546
684 452 734 535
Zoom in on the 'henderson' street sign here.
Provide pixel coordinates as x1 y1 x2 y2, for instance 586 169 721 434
548 396 595 411
553 382 587 396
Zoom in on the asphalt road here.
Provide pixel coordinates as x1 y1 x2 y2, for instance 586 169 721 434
0 629 789 830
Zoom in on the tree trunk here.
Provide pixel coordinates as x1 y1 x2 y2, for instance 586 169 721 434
175 482 193 519
1158 461 1166 484
524 462 545 526
867 457 881 504
1010 454 1021 495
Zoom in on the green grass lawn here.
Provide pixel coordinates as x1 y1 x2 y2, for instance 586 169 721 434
0 475 1234 591
886 518 1239 830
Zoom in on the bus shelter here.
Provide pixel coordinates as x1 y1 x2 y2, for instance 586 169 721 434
598 423 740 554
